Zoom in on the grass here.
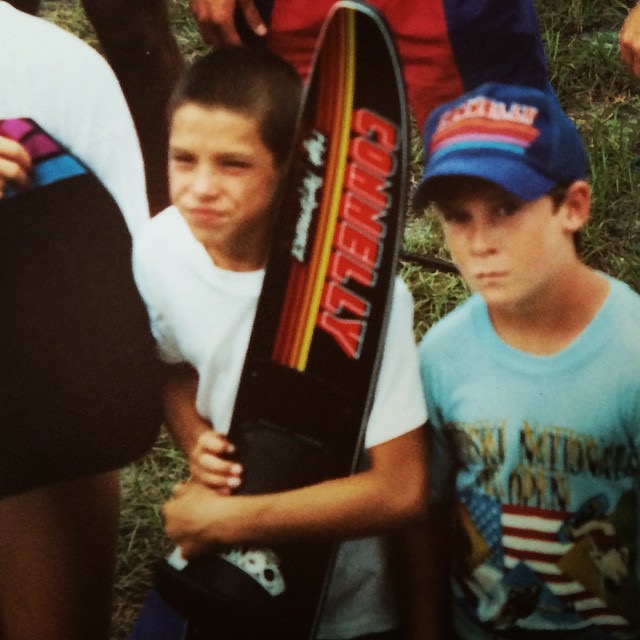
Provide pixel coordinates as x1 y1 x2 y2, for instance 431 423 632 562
110 430 187 635
537 0 640 294
35 1 640 637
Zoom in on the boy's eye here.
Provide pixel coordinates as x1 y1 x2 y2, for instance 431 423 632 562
169 151 195 166
222 158 251 170
218 152 253 170
438 207 470 224
493 198 521 218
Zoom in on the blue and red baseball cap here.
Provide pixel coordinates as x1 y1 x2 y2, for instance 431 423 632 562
412 82 588 207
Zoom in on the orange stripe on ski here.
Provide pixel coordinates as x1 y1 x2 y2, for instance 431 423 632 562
272 8 356 370
271 16 347 366
295 12 355 370
277 50 338 367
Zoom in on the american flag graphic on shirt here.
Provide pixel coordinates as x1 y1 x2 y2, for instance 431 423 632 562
459 491 634 636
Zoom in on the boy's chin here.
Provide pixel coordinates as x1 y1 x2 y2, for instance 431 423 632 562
476 287 520 309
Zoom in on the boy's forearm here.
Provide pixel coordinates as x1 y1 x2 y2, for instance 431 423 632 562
235 427 427 542
236 468 419 543
164 427 429 555
167 470 418 555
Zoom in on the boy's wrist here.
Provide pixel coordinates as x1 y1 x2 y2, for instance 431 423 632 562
166 421 205 458
204 493 275 547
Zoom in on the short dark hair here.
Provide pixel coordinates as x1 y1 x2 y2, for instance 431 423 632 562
169 46 302 166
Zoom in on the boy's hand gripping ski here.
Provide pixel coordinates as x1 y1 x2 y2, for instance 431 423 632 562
153 2 408 638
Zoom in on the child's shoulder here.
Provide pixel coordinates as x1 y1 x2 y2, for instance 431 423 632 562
135 206 185 247
418 293 481 355
608 275 640 306
593 277 640 397
392 274 413 306
603 275 640 343
132 206 194 276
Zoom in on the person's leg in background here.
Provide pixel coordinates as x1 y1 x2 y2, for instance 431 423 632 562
0 471 121 640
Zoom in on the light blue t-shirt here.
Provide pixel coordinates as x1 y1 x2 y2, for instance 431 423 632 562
419 276 640 640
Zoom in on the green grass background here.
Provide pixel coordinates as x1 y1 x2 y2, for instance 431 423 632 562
37 1 640 636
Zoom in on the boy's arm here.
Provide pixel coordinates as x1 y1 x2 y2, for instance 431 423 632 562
163 423 428 558
164 362 242 493
163 362 207 454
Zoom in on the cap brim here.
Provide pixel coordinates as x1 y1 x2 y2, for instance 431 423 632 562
412 155 556 208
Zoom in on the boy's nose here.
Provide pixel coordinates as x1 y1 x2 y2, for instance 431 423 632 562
468 220 498 256
191 168 220 196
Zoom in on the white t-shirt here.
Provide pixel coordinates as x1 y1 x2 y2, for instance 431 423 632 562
0 1 148 234
134 206 428 637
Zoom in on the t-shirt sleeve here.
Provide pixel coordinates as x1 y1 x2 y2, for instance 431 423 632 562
132 224 185 365
364 277 428 449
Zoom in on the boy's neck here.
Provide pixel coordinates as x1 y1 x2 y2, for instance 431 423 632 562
487 265 610 356
207 250 266 272
205 237 269 272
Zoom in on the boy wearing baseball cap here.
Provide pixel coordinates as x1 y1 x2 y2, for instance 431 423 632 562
414 83 640 639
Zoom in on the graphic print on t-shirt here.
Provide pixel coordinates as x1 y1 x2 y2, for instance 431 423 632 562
0 118 87 196
447 418 639 638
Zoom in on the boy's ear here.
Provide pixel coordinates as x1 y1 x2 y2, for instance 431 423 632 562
559 180 591 233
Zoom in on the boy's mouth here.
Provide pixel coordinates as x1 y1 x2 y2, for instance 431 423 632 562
188 208 226 223
475 271 508 282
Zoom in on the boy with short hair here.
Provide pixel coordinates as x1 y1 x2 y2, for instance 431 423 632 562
414 82 640 639
133 45 429 639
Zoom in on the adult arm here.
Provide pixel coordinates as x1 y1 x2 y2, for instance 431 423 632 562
620 2 640 77
0 136 31 197
163 424 428 558
189 0 266 45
